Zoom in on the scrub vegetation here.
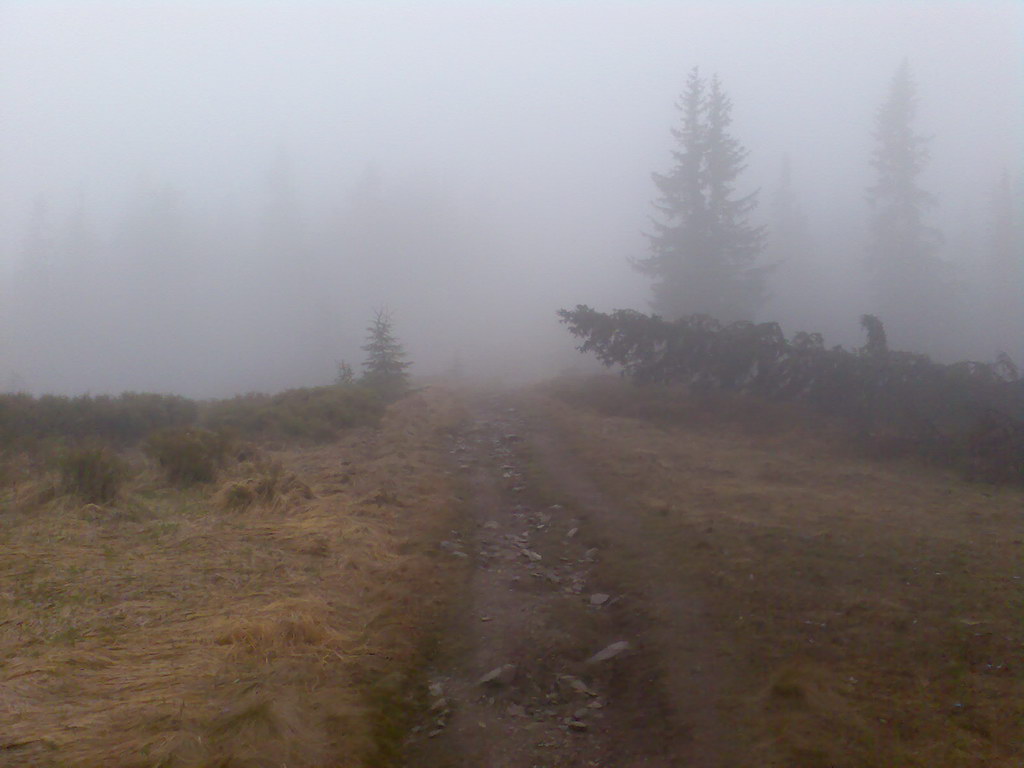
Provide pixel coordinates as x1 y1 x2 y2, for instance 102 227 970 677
0 389 467 767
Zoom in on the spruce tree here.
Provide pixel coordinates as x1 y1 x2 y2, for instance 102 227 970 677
866 60 949 352
765 155 819 330
360 308 411 398
986 170 1023 358
634 68 766 322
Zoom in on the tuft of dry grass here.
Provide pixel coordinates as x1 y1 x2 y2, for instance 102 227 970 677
535 376 1024 767
214 456 314 513
0 387 468 767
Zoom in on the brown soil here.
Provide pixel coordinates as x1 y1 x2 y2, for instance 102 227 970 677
404 392 729 767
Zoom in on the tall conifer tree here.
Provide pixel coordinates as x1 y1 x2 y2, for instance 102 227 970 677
361 308 411 398
866 60 949 352
634 68 766 322
986 169 1023 358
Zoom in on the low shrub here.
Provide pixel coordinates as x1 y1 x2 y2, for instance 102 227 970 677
559 306 1024 483
0 392 197 446
0 385 380 452
56 444 125 504
145 427 230 485
203 385 383 442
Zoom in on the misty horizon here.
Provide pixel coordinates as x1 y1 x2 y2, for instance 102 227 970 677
1 1 1020 397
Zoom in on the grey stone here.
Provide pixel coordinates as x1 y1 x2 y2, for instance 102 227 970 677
477 663 517 687
586 640 631 665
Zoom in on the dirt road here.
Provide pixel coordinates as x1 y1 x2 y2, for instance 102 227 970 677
403 381 1024 768
403 394 728 767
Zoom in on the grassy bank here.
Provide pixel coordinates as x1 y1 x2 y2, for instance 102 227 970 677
0 388 467 767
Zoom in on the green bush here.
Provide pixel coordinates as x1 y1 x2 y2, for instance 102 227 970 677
559 306 1024 483
0 392 197 446
0 385 380 452
202 385 383 441
56 444 125 504
145 427 229 485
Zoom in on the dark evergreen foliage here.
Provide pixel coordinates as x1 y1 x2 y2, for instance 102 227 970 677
633 69 767 322
558 304 1024 482
360 308 411 398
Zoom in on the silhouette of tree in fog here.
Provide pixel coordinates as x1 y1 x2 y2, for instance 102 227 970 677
633 68 766 322
21 197 55 284
986 169 1023 358
769 155 809 266
765 155 823 330
361 308 410 398
866 60 950 352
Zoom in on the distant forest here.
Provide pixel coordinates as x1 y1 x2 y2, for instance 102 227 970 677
1 64 1020 396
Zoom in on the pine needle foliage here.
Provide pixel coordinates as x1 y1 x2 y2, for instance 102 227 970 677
559 304 1024 482
360 308 411 399
634 68 767 322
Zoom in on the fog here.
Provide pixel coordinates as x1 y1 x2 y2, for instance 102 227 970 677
1 1 1020 397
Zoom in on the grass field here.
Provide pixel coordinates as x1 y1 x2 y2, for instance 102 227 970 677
537 376 1024 767
0 390 467 767
3 377 1021 766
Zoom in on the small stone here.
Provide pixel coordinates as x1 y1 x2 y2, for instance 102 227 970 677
569 678 597 696
428 682 444 698
590 593 610 606
483 521 499 529
566 718 589 732
477 663 517 687
429 696 448 713
586 640 631 665
566 527 579 538
523 550 543 562
584 548 599 561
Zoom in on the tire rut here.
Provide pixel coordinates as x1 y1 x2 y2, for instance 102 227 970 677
402 395 714 767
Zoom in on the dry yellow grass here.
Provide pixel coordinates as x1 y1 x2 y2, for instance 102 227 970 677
0 389 467 767
536 377 1024 767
